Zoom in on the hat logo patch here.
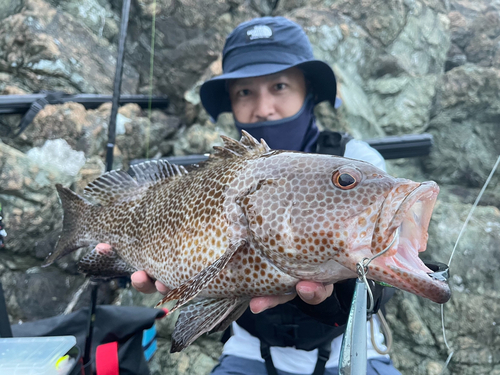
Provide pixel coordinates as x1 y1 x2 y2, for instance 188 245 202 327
246 25 273 41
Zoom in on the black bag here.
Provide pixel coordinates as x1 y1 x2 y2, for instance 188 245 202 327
11 305 166 375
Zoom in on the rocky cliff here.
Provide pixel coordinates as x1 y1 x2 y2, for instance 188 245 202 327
1 0 499 374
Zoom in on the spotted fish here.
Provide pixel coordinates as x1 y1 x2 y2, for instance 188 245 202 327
44 131 450 352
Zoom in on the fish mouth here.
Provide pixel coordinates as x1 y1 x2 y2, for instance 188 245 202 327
369 181 451 304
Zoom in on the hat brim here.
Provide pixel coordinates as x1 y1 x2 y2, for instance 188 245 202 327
200 60 337 121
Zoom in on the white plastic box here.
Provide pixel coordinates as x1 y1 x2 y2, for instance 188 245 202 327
0 336 77 375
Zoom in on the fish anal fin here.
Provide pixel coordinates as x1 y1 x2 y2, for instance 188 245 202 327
209 297 249 334
156 241 245 311
170 297 249 353
78 246 137 279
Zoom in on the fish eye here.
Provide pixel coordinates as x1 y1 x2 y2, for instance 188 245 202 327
332 170 359 190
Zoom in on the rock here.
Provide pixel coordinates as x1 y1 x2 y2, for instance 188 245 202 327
0 0 24 21
0 0 139 94
73 155 105 194
446 1 500 70
0 268 85 322
172 121 238 156
388 2 450 76
149 337 222 375
0 141 66 259
331 0 408 46
424 64 500 189
26 138 86 180
1 269 117 323
1 0 500 373
46 0 120 42
367 75 438 135
2 101 181 168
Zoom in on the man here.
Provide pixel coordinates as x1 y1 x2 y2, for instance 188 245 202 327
130 16 400 375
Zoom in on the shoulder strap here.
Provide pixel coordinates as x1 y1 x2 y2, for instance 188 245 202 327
260 342 278 375
260 338 332 375
236 303 344 351
316 131 353 157
312 340 332 375
15 91 66 137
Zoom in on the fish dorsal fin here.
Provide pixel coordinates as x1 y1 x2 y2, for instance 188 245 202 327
84 170 138 205
130 160 188 184
212 130 271 160
83 160 187 205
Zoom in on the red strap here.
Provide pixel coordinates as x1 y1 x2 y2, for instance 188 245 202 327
96 341 119 375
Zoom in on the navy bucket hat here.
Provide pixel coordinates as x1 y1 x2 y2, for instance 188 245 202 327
200 16 338 121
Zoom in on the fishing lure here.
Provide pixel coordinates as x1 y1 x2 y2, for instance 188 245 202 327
339 278 368 375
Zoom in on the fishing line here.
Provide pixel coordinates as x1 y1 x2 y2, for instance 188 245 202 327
64 278 91 315
447 155 500 266
439 155 500 375
146 0 158 160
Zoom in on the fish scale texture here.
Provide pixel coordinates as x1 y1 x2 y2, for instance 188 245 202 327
51 131 450 330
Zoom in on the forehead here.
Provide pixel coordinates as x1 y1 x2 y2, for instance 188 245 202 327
228 67 305 88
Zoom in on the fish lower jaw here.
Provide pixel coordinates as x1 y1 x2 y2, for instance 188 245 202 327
367 261 450 304
388 264 451 303
287 259 358 283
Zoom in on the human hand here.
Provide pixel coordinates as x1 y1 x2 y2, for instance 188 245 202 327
128 269 333 312
130 270 170 295
249 281 334 314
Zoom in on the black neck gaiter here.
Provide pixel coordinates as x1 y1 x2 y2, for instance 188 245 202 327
234 95 319 152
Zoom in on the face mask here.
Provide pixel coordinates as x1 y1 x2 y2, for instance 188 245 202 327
233 95 319 152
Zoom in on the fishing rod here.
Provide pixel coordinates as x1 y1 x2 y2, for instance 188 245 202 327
105 0 131 173
83 1 132 374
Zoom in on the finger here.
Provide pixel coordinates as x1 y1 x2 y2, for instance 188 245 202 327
131 271 158 294
296 281 334 305
95 243 113 254
249 293 297 314
155 280 170 295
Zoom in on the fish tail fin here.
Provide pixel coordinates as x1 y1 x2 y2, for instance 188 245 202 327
43 184 92 266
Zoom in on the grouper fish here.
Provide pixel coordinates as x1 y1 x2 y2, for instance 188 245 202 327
44 131 451 352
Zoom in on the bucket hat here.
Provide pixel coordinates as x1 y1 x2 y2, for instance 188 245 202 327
200 16 338 121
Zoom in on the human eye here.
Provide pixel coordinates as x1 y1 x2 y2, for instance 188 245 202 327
237 88 251 97
274 82 288 91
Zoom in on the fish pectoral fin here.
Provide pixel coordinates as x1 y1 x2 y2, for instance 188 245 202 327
170 297 249 353
78 246 136 279
156 240 245 312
